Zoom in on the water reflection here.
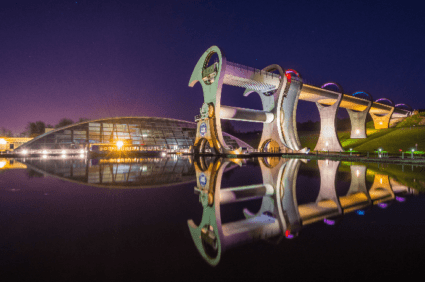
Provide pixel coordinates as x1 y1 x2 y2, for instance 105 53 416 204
188 157 419 266
18 156 196 188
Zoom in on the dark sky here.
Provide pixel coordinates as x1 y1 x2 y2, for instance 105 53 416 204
2 0 424 134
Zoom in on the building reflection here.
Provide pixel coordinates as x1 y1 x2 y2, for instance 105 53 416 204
188 157 418 266
18 156 196 188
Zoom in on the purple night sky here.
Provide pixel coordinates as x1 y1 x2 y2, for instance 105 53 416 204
1 0 424 134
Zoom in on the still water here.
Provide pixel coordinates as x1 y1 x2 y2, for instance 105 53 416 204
1 156 425 281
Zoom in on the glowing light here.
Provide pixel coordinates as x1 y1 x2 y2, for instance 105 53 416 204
352 91 372 101
324 218 335 225
0 161 6 168
42 150 48 154
379 122 383 125
62 150 67 154
0 139 6 145
325 141 329 147
79 154 84 158
285 230 294 239
396 196 406 202
356 170 360 178
356 129 360 134
161 152 167 157
80 149 85 154
379 148 382 152
380 178 383 184
21 150 28 155
378 203 388 209
356 210 365 215
61 154 66 158
42 155 47 159
116 141 124 149
375 98 394 106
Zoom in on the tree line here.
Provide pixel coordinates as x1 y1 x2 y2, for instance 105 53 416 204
0 118 90 138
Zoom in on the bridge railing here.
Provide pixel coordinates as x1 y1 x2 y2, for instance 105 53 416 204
226 61 281 79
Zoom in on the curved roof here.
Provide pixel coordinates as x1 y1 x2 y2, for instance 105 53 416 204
19 116 253 150
20 116 197 149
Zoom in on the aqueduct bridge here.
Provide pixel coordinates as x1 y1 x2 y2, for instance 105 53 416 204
189 46 412 154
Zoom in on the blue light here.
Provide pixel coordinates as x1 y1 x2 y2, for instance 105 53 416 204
356 210 365 215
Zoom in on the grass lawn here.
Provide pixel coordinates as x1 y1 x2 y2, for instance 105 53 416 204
299 125 425 154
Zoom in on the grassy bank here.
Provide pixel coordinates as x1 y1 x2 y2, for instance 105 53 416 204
299 121 425 154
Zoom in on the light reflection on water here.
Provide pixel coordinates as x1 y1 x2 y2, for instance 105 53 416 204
1 156 425 280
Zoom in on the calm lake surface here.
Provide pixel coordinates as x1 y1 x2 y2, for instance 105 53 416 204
1 156 425 281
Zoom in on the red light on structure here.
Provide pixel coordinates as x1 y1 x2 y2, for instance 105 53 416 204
285 73 291 83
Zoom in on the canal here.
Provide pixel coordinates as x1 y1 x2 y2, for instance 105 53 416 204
1 156 424 281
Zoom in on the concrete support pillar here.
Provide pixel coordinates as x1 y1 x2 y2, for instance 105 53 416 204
280 73 303 150
314 94 344 152
316 160 342 214
296 160 342 226
369 174 395 204
338 165 371 213
370 107 395 129
278 158 303 236
347 101 372 139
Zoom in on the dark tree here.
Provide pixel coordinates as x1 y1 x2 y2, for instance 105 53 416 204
0 127 13 137
25 121 45 137
55 118 74 128
78 118 90 123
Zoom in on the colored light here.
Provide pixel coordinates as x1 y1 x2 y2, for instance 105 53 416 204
378 203 388 208
116 141 124 149
324 219 335 225
285 230 294 239
356 210 365 215
0 139 6 145
396 196 406 202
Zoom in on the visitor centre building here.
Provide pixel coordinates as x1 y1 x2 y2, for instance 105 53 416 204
16 117 250 155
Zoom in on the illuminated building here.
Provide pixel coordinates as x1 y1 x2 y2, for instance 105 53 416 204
16 117 250 155
0 137 33 152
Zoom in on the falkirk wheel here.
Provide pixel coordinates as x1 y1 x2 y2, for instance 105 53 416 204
189 46 308 155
